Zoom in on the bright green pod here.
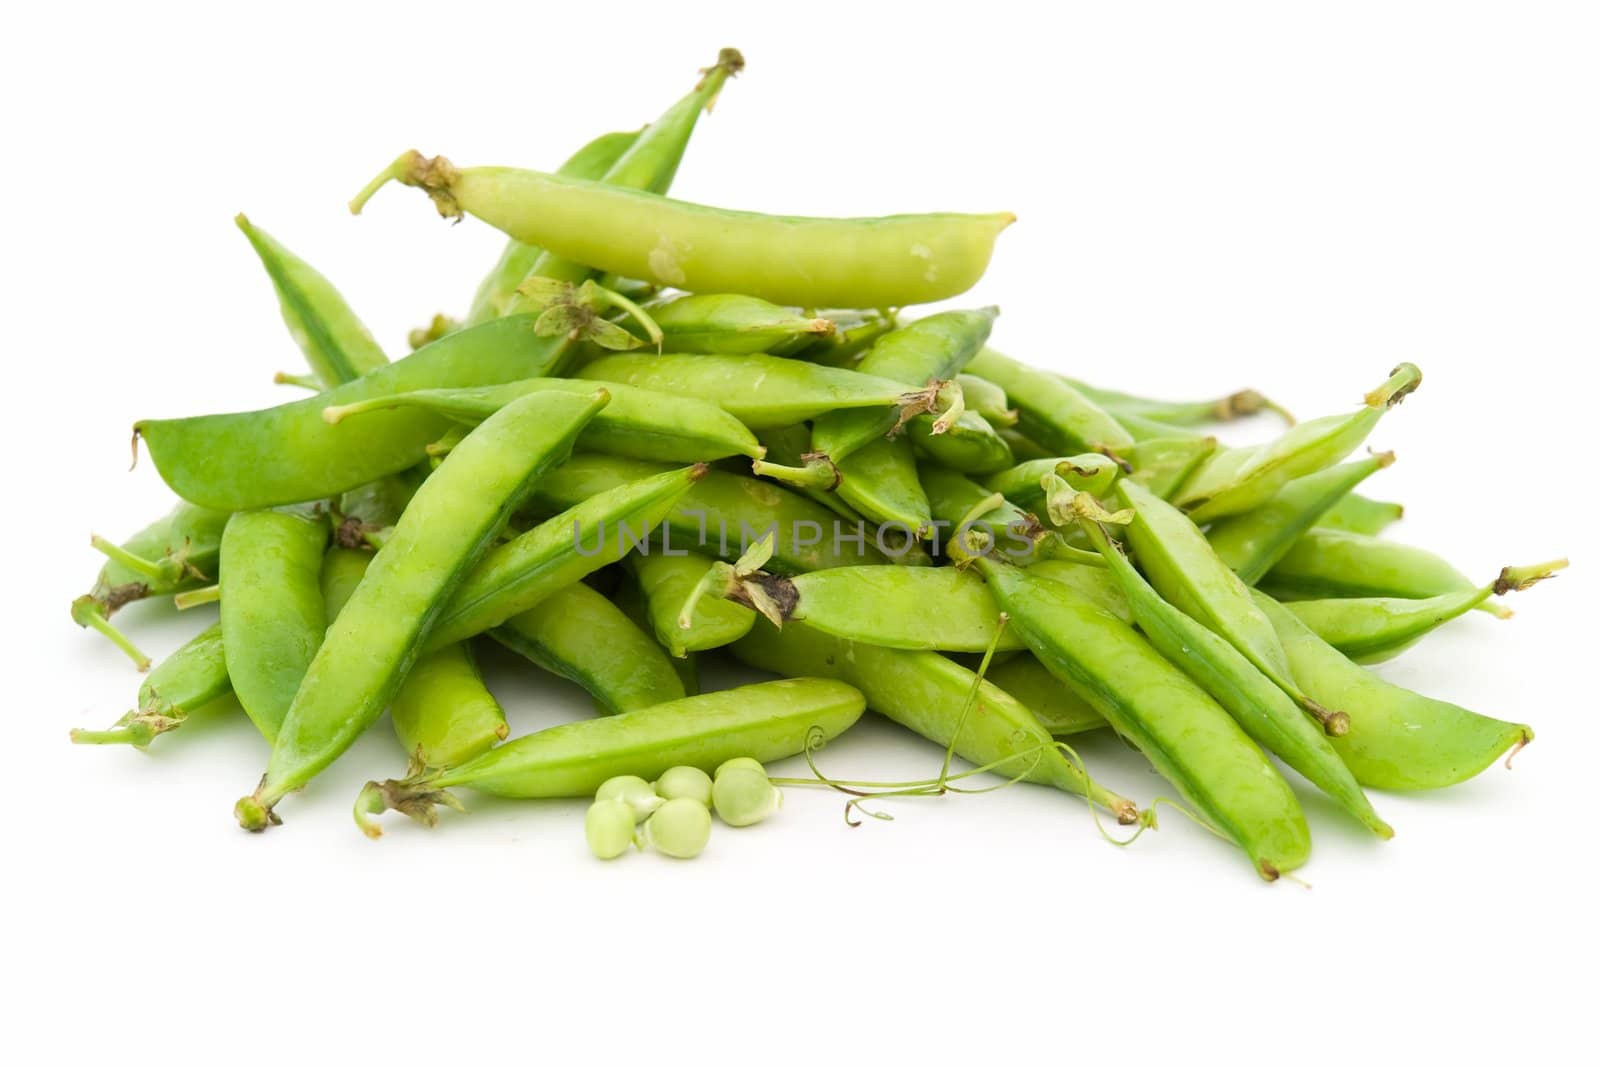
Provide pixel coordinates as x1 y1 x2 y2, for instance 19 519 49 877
983 655 1105 737
811 308 998 464
72 501 232 670
323 377 763 463
466 130 640 326
219 508 330 741
70 623 234 747
730 620 1138 823
971 554 1310 881
1315 492 1404 536
983 454 1121 514
1117 479 1345 734
532 455 889 572
390 644 508 771
1261 527 1497 612
354 679 866 835
579 353 926 429
1255 591 1534 791
1122 434 1218 501
954 374 1017 427
634 293 835 354
428 464 706 648
1283 560 1565 663
235 389 608 829
492 581 686 714
235 214 389 387
780 309 897 365
909 410 1015 475
1207 452 1394 585
965 348 1134 457
1174 364 1420 523
354 156 1013 308
612 572 699 695
920 462 1105 568
1063 378 1294 428
138 316 577 511
834 436 932 539
626 551 755 657
1076 510 1390 838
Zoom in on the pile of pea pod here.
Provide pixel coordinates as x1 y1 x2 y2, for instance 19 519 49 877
70 47 1566 880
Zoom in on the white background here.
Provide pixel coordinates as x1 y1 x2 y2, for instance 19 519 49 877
5 2 1596 1062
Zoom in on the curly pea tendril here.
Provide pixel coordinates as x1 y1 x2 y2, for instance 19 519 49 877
766 613 1183 848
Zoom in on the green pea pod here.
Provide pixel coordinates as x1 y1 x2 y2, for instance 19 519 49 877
1175 364 1420 523
970 554 1310 880
1207 452 1395 584
627 551 755 657
779 308 897 364
325 547 509 769
390 644 508 771
1315 492 1404 536
1116 479 1346 735
219 508 330 741
492 581 685 714
70 623 233 747
920 462 1104 568
354 679 865 836
984 655 1106 737
613 572 699 695
965 348 1135 457
1063 378 1294 428
532 455 888 572
235 388 609 829
983 454 1121 514
730 620 1137 821
1261 527 1511 619
353 153 1014 308
427 464 703 648
1112 410 1201 444
754 425 865 522
1075 505 1391 838
466 130 640 326
323 377 762 463
833 436 933 539
633 293 835 354
235 214 390 387
73 501 231 669
138 316 578 511
810 308 997 465
716 556 1123 654
1254 591 1534 791
726 564 1025 653
909 410 1015 474
319 547 370 621
955 373 1017 427
997 426 1052 463
1122 434 1218 501
1284 560 1566 663
579 353 933 429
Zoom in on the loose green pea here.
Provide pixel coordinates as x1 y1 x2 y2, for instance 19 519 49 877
596 775 664 821
655 766 713 806
585 799 638 860
647 798 712 859
713 767 782 827
714 757 766 779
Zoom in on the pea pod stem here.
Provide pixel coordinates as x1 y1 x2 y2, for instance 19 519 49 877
69 598 150 671
172 584 221 610
89 535 189 585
